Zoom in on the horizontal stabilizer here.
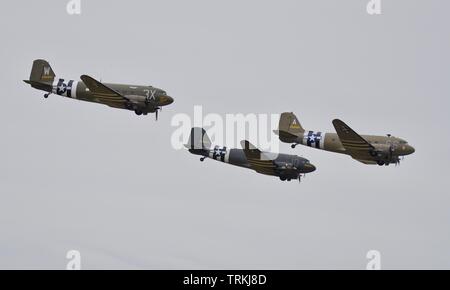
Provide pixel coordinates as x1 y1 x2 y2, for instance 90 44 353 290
273 129 299 142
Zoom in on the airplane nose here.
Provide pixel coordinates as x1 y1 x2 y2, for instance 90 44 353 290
303 163 316 173
403 145 415 155
160 95 174 106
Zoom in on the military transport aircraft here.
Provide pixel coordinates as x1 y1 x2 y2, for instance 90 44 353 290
23 59 173 120
275 112 415 166
185 127 316 182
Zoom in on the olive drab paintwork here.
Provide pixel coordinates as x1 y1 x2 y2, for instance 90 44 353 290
23 59 173 120
23 59 415 181
275 112 415 166
186 127 316 182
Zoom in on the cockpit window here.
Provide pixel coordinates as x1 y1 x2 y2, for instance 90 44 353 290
293 159 304 168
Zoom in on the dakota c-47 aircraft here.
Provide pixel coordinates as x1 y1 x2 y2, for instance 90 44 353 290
23 59 173 119
185 127 316 182
275 112 415 166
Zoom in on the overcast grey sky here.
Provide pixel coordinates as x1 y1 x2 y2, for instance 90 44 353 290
0 0 449 269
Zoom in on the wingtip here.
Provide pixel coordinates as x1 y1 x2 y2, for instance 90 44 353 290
80 74 95 82
332 119 344 126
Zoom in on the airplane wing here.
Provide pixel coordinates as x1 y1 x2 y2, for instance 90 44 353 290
332 119 375 160
240 140 277 175
354 159 377 165
80 75 130 107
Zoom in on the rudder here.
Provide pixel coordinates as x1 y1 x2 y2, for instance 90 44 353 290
25 59 55 87
185 127 212 152
278 112 305 135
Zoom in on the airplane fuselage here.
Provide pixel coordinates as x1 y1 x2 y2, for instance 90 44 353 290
191 146 315 180
26 77 173 115
290 130 415 165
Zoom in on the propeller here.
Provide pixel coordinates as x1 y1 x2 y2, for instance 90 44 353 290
155 107 162 121
387 143 404 166
385 134 397 165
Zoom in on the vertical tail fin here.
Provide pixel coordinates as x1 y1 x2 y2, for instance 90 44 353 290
280 112 305 135
185 127 212 152
24 59 55 89
274 112 305 143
